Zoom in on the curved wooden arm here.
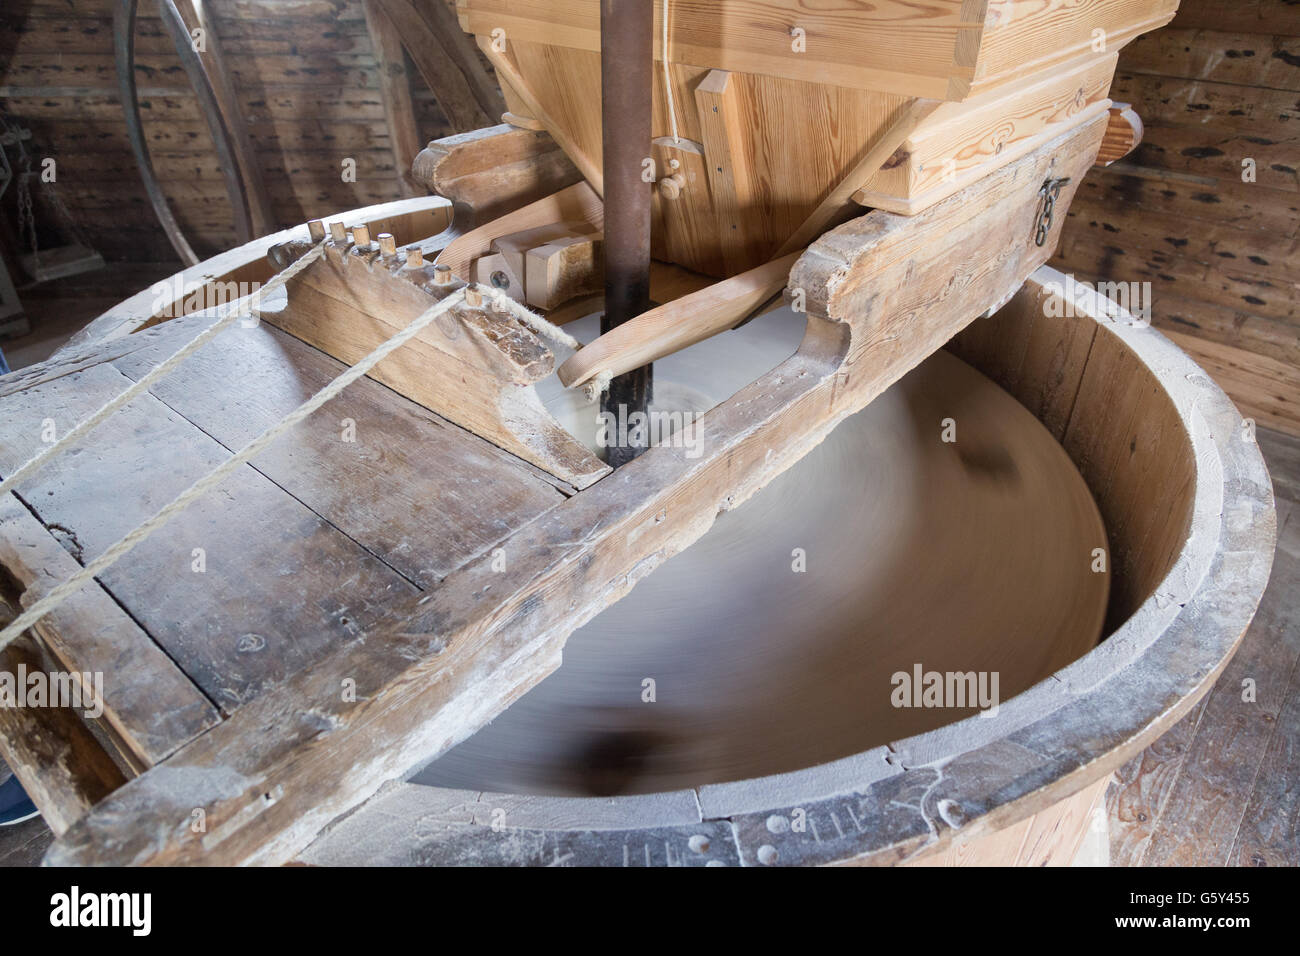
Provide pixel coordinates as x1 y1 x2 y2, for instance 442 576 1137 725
557 252 800 388
115 0 199 265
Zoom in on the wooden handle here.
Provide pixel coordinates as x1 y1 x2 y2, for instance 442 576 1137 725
557 252 801 388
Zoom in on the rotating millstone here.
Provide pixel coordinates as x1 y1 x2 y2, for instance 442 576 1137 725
414 310 1110 797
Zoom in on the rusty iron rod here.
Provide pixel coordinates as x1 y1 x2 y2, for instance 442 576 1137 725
599 0 654 467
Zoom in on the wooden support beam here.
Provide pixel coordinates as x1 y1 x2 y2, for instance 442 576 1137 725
693 70 757 276
409 0 506 121
375 0 497 133
476 37 605 196
363 0 424 198
412 125 581 227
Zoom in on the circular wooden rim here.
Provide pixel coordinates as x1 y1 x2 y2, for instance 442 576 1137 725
401 270 1275 866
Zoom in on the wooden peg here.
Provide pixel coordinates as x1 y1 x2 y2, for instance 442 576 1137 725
308 220 325 242
464 286 483 308
658 172 687 200
407 247 426 269
378 233 397 256
433 263 451 284
328 221 347 242
352 224 371 247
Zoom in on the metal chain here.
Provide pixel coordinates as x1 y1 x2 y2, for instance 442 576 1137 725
1034 176 1071 247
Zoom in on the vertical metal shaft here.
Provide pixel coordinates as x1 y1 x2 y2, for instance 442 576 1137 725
600 0 654 467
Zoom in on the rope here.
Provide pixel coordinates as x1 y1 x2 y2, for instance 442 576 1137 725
0 285 468 653
0 242 326 503
661 0 680 144
481 286 584 353
584 369 613 403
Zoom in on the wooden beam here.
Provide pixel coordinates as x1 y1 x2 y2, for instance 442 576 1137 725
557 251 799 388
409 0 506 121
363 0 424 197
412 124 581 226
375 0 496 132
476 36 604 196
693 70 758 276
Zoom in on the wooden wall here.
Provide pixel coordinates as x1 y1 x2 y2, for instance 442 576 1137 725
1053 0 1300 437
0 0 455 266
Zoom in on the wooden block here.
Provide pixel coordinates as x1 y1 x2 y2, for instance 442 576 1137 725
524 234 603 310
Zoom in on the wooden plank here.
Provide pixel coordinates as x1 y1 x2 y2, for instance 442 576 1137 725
693 70 758 275
1131 123 1300 193
1164 330 1300 437
1112 70 1300 134
0 363 420 713
1122 27 1300 92
1228 505 1300 865
362 0 424 198
1105 698 1211 866
1069 165 1300 238
1172 0 1300 38
0 495 221 767
858 53 1117 205
558 252 799 388
1061 192 1300 279
1061 232 1300 327
0 633 130 836
110 321 568 582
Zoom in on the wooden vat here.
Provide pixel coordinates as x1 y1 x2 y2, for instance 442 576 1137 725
297 265 1276 866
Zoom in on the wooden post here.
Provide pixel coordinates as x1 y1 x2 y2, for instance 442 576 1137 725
599 0 654 466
